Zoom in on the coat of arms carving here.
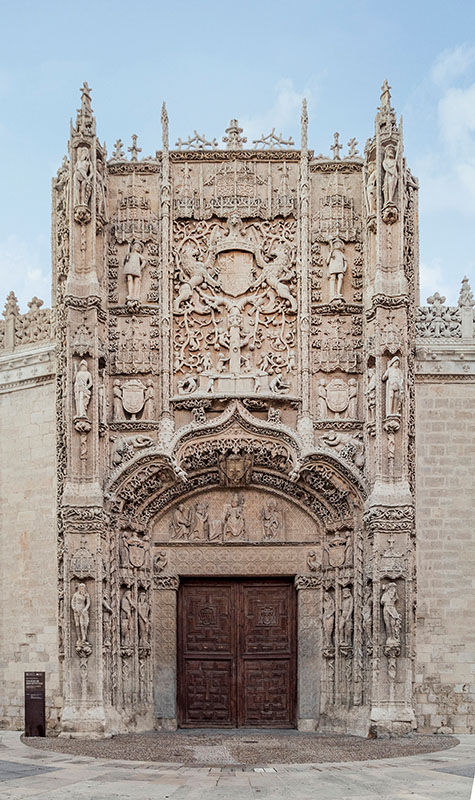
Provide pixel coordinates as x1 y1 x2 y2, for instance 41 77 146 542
121 379 145 417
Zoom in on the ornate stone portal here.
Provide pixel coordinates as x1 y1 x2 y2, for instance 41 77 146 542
44 81 420 737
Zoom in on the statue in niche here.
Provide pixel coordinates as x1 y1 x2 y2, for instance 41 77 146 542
365 367 377 421
382 356 403 417
177 373 197 394
364 161 377 216
339 587 354 646
381 582 401 646
123 241 147 301
73 146 92 208
346 378 358 418
223 493 246 541
269 370 290 395
261 500 284 541
363 585 373 647
120 588 135 648
96 158 107 220
250 240 297 312
326 237 347 300
317 379 328 417
193 502 209 540
137 592 150 646
322 591 335 647
71 583 91 645
173 242 221 313
382 144 398 206
170 503 193 540
73 360 93 418
307 550 319 572
119 530 131 568
143 379 155 418
112 380 124 421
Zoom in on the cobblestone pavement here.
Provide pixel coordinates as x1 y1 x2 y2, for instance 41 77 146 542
0 730 473 799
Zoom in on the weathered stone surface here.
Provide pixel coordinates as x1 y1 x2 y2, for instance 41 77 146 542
0 81 473 738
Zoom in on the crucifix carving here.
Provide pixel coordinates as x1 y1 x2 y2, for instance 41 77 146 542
128 134 142 162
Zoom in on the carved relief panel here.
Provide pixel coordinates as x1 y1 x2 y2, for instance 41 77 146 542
171 215 298 402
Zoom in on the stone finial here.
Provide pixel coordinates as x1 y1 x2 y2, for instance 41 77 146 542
111 139 125 161
301 98 308 151
3 291 19 318
161 102 169 151
458 276 474 308
330 132 342 160
427 291 446 307
75 81 95 136
27 297 44 313
223 119 247 150
128 134 142 162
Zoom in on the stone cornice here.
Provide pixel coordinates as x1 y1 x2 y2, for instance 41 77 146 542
0 341 56 394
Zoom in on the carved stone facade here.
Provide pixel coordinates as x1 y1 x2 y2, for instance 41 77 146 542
1 82 474 737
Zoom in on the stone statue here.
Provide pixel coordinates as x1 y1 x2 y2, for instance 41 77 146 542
307 550 318 572
365 161 377 215
269 370 290 395
326 238 347 300
177 373 197 394
193 502 209 540
365 367 376 421
120 588 135 648
96 158 107 219
317 379 328 417
382 356 403 417
223 493 246 540
143 379 155 418
73 360 93 418
382 144 398 206
381 582 401 646
261 500 283 541
73 147 92 207
322 591 335 647
363 586 373 646
170 503 193 540
71 583 91 645
112 380 124 421
137 592 150 646
339 587 354 646
119 530 130 568
346 378 358 418
123 241 146 301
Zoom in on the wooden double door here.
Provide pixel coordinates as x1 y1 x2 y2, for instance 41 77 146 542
178 578 296 728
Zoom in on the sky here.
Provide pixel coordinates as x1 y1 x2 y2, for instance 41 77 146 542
1 0 475 311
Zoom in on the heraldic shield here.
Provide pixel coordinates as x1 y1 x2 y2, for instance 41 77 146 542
121 379 145 417
216 250 255 297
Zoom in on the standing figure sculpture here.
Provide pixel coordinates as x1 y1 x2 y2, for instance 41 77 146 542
322 592 335 648
137 592 150 646
71 583 91 645
365 367 376 421
365 161 378 215
362 586 373 647
74 360 93 418
382 356 404 417
382 144 398 206
326 237 347 300
339 587 354 646
123 241 146 301
73 146 92 207
381 582 401 646
120 588 135 648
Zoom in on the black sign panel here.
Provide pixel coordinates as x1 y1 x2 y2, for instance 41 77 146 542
24 672 45 737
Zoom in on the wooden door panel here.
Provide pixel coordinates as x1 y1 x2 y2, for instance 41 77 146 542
240 659 293 727
182 659 234 725
178 579 296 728
182 584 233 655
241 584 293 655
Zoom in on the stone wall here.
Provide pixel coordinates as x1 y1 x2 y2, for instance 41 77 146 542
415 380 475 733
0 344 59 731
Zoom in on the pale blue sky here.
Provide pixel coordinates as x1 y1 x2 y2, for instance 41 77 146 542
1 0 475 310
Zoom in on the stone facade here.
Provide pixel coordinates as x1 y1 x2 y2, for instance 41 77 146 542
0 81 473 737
